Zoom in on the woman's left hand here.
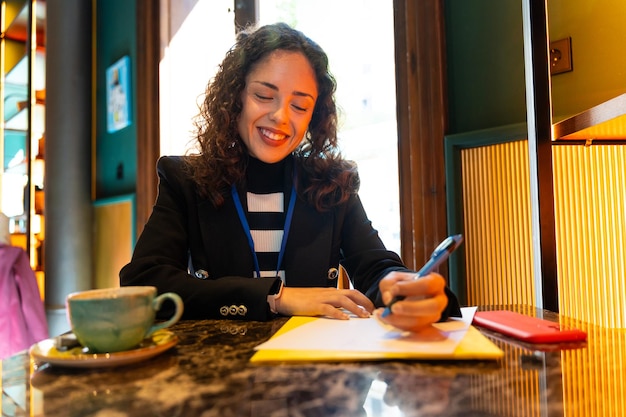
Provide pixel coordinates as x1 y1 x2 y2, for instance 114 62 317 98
275 287 374 320
375 271 449 332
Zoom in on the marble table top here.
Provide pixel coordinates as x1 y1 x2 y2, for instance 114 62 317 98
2 307 624 417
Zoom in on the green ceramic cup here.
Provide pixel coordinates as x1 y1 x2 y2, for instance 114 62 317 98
66 286 184 353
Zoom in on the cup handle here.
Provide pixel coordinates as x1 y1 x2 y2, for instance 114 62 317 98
147 292 184 336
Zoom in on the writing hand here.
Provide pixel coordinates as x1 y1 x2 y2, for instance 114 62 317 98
275 287 374 320
375 271 448 332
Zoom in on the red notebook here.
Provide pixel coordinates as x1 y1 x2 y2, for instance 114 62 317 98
473 310 587 343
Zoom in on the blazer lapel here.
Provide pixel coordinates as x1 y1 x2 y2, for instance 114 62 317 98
195 197 255 279
282 199 337 287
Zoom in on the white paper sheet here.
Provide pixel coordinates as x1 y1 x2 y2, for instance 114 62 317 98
254 307 477 354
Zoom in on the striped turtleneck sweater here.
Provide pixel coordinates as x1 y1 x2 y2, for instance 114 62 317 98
244 156 291 282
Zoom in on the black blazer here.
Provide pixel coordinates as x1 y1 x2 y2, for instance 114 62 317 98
120 156 460 321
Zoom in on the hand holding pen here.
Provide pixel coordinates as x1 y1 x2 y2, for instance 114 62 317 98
376 234 463 331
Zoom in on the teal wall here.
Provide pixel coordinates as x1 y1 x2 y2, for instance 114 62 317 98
95 0 137 198
444 1 527 134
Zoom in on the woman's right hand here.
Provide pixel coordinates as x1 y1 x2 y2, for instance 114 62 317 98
275 287 374 319
375 271 449 332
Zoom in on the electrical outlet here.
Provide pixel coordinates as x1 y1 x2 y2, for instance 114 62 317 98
550 37 572 75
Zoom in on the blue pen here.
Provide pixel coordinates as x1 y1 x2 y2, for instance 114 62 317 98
381 234 464 318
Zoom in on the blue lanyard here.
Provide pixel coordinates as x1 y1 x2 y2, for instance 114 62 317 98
231 171 297 278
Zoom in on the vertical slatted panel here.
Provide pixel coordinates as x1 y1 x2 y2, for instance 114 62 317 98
460 141 536 307
460 141 626 327
553 145 626 327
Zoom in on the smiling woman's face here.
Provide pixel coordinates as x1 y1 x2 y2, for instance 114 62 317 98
237 50 318 163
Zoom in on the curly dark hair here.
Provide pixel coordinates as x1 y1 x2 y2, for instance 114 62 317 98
185 22 359 211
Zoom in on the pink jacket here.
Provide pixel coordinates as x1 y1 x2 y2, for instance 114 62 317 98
0 244 49 359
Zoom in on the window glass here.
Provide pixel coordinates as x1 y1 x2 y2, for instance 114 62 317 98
258 0 400 254
159 0 235 157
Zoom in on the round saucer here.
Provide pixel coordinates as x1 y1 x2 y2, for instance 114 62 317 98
30 329 178 368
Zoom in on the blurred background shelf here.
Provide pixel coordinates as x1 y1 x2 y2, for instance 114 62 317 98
1 0 47 284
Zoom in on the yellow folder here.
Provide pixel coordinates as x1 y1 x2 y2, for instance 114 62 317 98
250 316 504 363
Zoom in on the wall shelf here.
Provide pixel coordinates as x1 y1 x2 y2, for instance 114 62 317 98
4 103 45 134
552 93 626 141
5 49 46 89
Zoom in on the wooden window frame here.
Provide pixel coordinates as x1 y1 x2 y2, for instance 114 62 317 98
135 0 160 235
393 0 449 270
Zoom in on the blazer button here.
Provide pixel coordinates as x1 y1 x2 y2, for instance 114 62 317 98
219 306 229 316
327 267 338 280
237 305 248 316
194 269 209 279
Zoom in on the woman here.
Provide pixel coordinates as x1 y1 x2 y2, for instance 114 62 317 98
120 23 460 332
